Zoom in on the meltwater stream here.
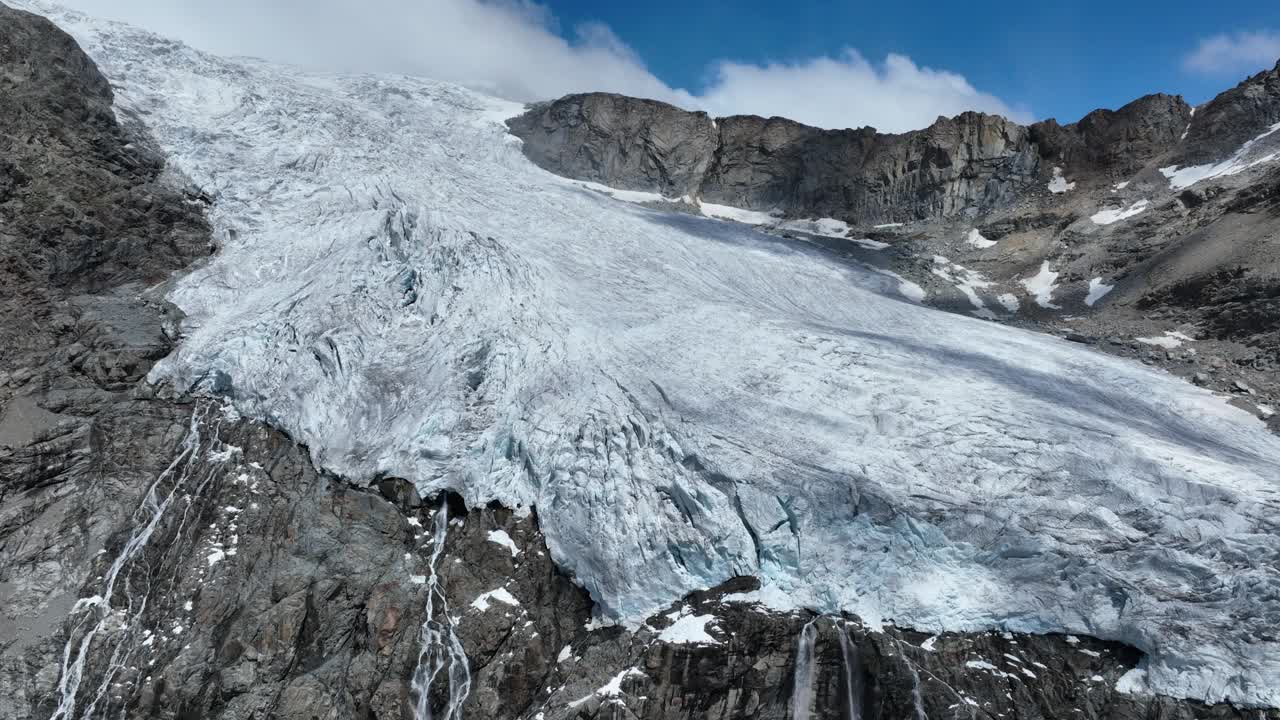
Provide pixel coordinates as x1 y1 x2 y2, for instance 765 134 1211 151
410 505 472 720
791 619 819 720
48 404 234 720
837 622 864 720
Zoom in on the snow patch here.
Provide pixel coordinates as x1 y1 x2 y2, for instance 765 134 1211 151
658 611 721 645
966 229 997 249
1085 278 1114 307
931 256 1000 319
1048 167 1076 193
1020 262 1062 310
471 587 521 612
1137 331 1195 349
1160 122 1280 190
486 529 520 557
1091 200 1150 226
567 668 647 709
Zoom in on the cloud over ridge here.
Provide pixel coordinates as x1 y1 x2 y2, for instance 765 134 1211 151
1184 30 1280 76
61 0 1028 133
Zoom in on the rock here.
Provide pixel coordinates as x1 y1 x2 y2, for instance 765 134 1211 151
1235 380 1255 394
1194 372 1211 386
510 96 1042 224
1177 60 1280 166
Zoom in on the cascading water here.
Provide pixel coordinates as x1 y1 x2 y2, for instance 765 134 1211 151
837 621 864 720
48 403 233 720
791 618 820 720
409 504 472 720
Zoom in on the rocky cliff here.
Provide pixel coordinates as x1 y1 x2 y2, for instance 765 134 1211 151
3 3 1280 720
507 89 1202 225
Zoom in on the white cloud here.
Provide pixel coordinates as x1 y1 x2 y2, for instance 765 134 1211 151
1184 31 1280 76
52 0 1026 133
699 51 1030 131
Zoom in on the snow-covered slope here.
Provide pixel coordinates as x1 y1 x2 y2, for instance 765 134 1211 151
23 2 1280 707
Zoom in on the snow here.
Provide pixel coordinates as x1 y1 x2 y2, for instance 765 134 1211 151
966 229 997 249
1160 122 1280 190
699 202 855 241
486 529 520 557
1085 278 1114 307
32 1 1280 707
568 668 647 709
1116 668 1150 696
847 237 889 250
557 645 573 663
1091 200 1150 226
870 268 926 303
658 612 721 645
1020 262 1062 310
699 202 780 226
873 223 903 229
920 636 938 651
1137 331 1195 349
931 256 1000 319
1113 181 1131 191
1048 167 1076 193
470 587 521 612
996 293 1020 314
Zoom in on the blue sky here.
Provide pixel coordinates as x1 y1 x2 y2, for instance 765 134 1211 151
545 0 1280 124
65 0 1280 132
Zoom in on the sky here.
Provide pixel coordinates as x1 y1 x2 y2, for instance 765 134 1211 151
52 0 1280 133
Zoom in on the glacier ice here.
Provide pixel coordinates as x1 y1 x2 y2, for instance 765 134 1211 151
23 1 1280 707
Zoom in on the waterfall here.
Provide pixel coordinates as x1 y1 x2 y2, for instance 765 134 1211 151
905 658 928 720
410 504 472 720
837 622 864 720
49 404 231 720
791 618 819 720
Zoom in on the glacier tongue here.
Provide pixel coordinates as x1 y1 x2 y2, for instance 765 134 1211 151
26 1 1280 707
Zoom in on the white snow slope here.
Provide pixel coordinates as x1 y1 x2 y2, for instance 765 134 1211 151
27 2 1280 708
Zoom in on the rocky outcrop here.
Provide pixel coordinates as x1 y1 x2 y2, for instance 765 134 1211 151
510 96 1043 224
1029 93 1191 177
508 93 719 198
1178 60 1280 164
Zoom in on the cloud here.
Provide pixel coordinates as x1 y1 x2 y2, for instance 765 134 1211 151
55 0 1026 133
1184 31 1280 76
699 51 1030 132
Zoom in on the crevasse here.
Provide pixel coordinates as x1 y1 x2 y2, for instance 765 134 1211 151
23 0 1280 707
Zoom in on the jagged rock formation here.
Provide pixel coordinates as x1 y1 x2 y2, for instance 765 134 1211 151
510 96 1044 224
507 89 1203 225
3 3 1280 720
1177 60 1280 164
1030 93 1191 178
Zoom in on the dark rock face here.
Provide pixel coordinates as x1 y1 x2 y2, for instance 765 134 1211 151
507 93 719 198
510 97 1043 224
701 112 1040 222
1178 60 1280 165
1029 93 1192 177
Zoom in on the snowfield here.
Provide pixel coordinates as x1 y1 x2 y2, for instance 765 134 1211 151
25 2 1280 708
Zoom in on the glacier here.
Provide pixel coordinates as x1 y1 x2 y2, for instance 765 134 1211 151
22 1 1280 707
